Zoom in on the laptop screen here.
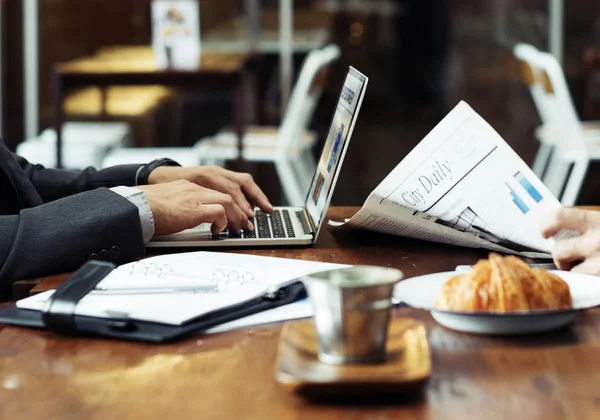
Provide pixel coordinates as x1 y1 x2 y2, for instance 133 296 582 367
305 67 368 233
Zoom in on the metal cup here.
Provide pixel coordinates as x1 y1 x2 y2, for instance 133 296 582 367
301 265 403 365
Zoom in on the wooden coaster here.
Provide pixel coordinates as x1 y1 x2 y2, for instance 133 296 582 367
275 317 431 398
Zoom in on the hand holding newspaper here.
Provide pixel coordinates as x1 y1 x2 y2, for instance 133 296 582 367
335 101 563 258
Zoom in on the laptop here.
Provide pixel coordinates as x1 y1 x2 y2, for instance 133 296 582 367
147 66 369 248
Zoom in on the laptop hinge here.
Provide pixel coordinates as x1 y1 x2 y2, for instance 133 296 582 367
302 208 317 237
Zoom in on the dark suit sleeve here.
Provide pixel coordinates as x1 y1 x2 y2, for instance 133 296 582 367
15 155 143 202
0 188 146 300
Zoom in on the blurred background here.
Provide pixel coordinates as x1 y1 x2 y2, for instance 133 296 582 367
1 0 600 206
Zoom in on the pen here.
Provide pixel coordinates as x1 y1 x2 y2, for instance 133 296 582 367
90 285 218 296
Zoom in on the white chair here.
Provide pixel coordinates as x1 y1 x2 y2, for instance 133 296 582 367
101 145 204 168
17 122 132 169
195 44 341 204
514 43 600 180
531 51 600 205
101 44 341 205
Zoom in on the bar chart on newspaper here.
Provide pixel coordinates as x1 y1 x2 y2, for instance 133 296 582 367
331 101 564 258
508 171 544 214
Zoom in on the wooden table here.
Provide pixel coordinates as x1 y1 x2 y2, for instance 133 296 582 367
2 207 599 419
53 47 253 168
201 19 331 54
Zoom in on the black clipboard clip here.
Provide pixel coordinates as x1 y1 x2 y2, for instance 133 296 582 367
41 260 116 335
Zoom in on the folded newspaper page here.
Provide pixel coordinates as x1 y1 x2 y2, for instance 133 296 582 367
335 101 561 258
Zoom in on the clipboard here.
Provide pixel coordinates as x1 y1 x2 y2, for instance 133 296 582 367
0 260 307 343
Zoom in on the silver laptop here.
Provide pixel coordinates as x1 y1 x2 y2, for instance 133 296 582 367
148 67 368 248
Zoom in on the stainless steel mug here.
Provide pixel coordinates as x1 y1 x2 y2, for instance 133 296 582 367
302 265 403 364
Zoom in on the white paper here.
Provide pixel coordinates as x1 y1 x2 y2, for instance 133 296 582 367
335 101 563 258
151 0 201 69
17 252 350 326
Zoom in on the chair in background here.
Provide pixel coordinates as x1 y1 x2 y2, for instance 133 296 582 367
64 85 177 148
514 44 600 180
513 43 557 177
530 50 600 205
195 44 341 204
17 122 131 170
101 144 204 168
102 44 342 206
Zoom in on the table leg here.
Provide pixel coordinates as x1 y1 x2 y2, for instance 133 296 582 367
171 94 186 146
249 56 264 125
234 72 246 170
100 86 108 120
52 72 64 169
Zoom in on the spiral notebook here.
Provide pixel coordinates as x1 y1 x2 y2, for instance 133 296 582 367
0 252 349 342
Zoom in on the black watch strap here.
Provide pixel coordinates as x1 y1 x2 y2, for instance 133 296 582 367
135 158 182 186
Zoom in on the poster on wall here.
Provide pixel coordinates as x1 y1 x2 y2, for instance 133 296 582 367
151 0 201 69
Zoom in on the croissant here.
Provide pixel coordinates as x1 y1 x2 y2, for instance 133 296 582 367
435 253 572 312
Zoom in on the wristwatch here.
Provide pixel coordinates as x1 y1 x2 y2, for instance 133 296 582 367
135 158 182 186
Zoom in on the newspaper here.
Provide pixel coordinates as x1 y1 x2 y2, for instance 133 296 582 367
335 101 562 258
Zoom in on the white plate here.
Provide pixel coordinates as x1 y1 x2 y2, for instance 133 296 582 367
394 270 600 335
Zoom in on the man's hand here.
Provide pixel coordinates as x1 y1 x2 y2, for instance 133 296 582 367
540 207 600 274
137 180 254 236
147 166 273 217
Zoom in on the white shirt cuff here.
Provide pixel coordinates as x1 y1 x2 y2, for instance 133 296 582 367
110 186 155 243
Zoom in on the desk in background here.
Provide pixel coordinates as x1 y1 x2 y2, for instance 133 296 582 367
202 23 330 54
53 47 253 168
3 207 600 419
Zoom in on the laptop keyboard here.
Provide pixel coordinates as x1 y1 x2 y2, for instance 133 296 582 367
217 209 309 239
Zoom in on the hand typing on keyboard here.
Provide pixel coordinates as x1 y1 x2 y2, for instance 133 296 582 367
147 165 273 218
138 180 262 236
138 166 274 237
